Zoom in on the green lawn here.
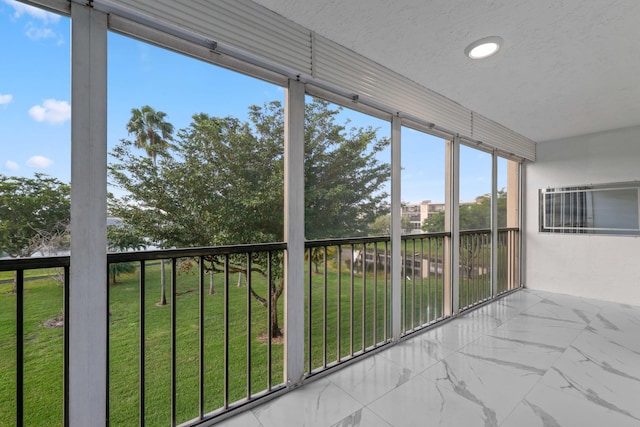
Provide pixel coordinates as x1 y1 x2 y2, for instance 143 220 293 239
0 268 63 282
0 277 65 427
1 250 506 426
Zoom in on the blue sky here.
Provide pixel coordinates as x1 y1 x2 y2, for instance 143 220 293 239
1 0 503 203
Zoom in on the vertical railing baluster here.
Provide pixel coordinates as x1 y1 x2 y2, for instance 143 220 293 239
481 233 485 301
64 265 70 427
436 238 440 318
267 251 273 391
427 237 432 323
474 234 478 304
362 243 366 352
486 232 490 300
437 237 441 318
460 235 464 309
436 235 442 318
474 233 484 304
402 238 407 333
16 269 24 427
247 253 252 398
171 258 177 427
198 257 204 420
411 238 416 330
223 255 229 409
384 241 389 341
350 244 355 357
480 233 483 301
471 234 474 305
484 232 488 300
337 245 342 361
419 238 424 326
511 230 520 289
139 261 146 427
503 230 506 292
373 243 378 346
323 246 328 368
477 234 481 302
106 263 111 425
475 234 479 303
467 234 476 307
307 248 312 373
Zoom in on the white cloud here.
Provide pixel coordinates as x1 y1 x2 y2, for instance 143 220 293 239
26 155 53 169
3 0 60 24
29 99 71 124
5 160 20 171
25 24 56 40
23 22 64 45
0 93 13 105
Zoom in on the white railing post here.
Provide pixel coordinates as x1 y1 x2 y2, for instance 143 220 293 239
491 150 499 297
69 3 108 426
445 137 460 315
390 116 402 340
283 78 305 387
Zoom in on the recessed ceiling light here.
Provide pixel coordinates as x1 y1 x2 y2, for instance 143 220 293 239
465 36 503 59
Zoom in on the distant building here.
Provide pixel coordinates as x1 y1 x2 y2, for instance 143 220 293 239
401 200 475 234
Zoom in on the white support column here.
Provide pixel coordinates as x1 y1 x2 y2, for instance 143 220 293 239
445 138 460 315
69 4 108 426
491 150 499 297
390 116 402 340
283 78 305 387
518 161 525 288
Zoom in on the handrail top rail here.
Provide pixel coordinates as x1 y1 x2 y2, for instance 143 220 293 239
0 255 70 272
305 235 391 247
400 232 450 240
460 227 519 235
107 242 288 263
0 227 519 270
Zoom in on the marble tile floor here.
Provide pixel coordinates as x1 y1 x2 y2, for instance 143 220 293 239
216 289 640 427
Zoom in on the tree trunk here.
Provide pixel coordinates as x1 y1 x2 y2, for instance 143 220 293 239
13 270 17 293
209 271 215 295
270 292 283 338
159 259 167 305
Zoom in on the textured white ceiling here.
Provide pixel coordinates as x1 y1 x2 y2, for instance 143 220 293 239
252 0 640 142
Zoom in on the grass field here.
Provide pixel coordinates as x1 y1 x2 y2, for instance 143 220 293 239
0 246 511 426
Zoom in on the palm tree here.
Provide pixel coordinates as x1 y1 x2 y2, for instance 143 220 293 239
126 105 174 166
126 105 174 305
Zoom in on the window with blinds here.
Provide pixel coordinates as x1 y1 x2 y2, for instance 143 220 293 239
540 183 640 235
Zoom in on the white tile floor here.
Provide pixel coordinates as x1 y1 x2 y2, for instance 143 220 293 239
216 290 640 426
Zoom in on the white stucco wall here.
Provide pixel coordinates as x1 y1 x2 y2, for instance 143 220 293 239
525 125 640 305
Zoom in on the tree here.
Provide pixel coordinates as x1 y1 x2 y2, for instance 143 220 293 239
0 174 70 291
109 99 390 337
421 190 507 232
126 105 175 166
303 100 390 239
125 105 175 305
421 190 507 279
107 222 145 285
369 214 412 235
305 246 337 274
0 174 71 257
